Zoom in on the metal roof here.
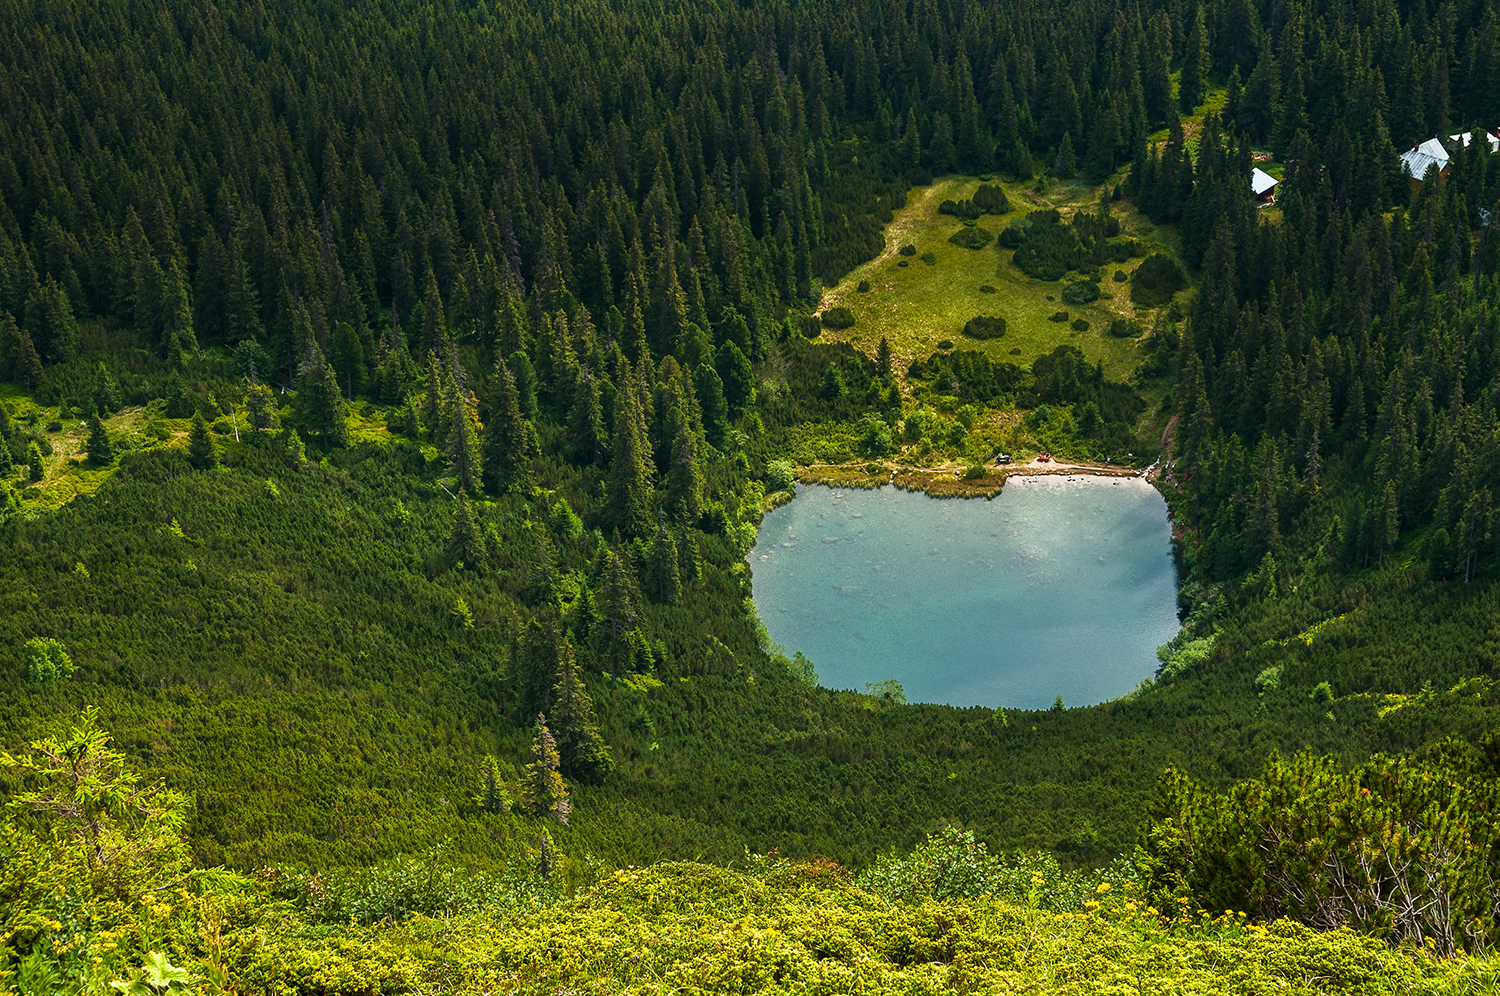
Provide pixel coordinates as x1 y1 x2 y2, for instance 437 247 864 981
1251 167 1278 195
1400 137 1452 180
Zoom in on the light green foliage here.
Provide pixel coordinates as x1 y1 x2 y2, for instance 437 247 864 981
108 951 197 994
859 827 1134 908
1255 665 1283 693
23 637 74 682
1137 745 1500 954
452 595 475 629
525 715 571 824
550 496 584 537
764 458 796 493
308 849 559 926
475 755 513 814
232 860 1494 994
0 708 190 889
1155 632 1216 680
865 679 907 704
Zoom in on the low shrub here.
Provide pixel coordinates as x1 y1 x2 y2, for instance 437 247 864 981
1131 253 1187 307
920 252 937 265
898 244 917 256
1071 319 1090 331
938 199 982 220
948 226 994 250
972 183 1012 214
1061 281 1100 305
820 307 855 330
1113 269 1128 282
962 316 1007 339
1108 318 1143 338
936 339 954 350
857 280 871 293
795 314 822 338
1049 310 1070 323
979 284 997 294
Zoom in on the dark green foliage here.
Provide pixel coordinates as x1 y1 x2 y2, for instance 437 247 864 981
971 184 1012 215
1130 255 1187 307
549 636 613 783
908 351 1023 403
898 245 917 257
947 227 994 250
714 342 755 418
296 353 351 450
26 440 44 481
818 364 847 402
1006 219 1084 282
646 524 682 605
85 413 113 466
245 384 279 435
962 317 1007 340
1060 282 1100 306
483 368 535 495
1179 8 1209 113
187 411 218 471
694 364 729 450
446 395 483 495
447 491 485 572
606 380 655 539
820 308 855 331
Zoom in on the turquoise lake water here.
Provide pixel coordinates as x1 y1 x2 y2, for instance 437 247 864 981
748 477 1180 709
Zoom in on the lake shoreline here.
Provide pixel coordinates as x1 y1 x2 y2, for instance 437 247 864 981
791 457 1149 502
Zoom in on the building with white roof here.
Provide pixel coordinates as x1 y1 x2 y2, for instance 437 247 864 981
1449 129 1500 154
1251 167 1278 202
1399 137 1451 183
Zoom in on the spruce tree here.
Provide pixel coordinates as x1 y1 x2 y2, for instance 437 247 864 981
482 365 534 494
525 714 571 824
27 441 44 482
714 340 755 417
296 343 350 449
476 755 511 814
646 522 682 604
85 412 113 466
549 635 614 783
664 415 704 523
187 411 218 470
694 363 729 449
606 379 655 538
245 383 278 435
446 392 483 494
0 433 11 478
517 617 560 720
507 350 539 418
595 550 639 681
1179 8 1209 113
447 489 485 571
568 370 607 466
900 107 922 170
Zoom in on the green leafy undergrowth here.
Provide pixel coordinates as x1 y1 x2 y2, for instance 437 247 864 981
234 859 1496 995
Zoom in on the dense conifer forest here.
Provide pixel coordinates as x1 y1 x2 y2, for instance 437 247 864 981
2 0 1500 991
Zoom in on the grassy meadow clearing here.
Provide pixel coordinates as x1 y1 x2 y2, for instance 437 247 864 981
813 175 1182 382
